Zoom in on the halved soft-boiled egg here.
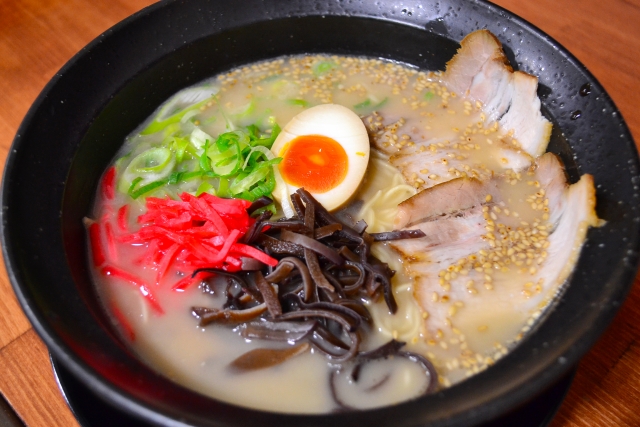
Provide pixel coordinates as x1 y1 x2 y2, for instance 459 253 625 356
271 104 370 214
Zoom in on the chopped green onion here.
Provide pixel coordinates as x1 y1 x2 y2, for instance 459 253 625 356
169 170 206 184
129 179 167 199
199 139 213 173
313 61 336 76
249 123 280 148
229 165 270 194
180 109 200 124
215 130 249 152
128 177 143 194
162 123 181 138
424 91 435 101
141 95 215 135
232 100 256 119
217 177 230 198
191 128 214 152
207 140 242 177
354 99 372 110
171 136 190 163
195 181 215 196
182 170 205 181
354 97 388 114
119 147 175 193
168 172 182 185
242 146 276 170
246 124 261 140
122 123 281 201
248 169 276 200
130 147 172 172
287 99 310 108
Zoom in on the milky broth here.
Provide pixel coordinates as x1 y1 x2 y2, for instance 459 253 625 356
93 157 429 413
91 54 558 412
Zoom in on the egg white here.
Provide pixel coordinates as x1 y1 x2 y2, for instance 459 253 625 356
271 104 370 214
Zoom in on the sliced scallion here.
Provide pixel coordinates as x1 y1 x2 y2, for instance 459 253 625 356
128 177 143 194
313 61 336 76
217 178 230 198
354 97 388 114
130 147 172 172
200 139 213 173
242 146 276 170
191 128 214 152
207 141 241 177
141 95 215 135
119 147 175 193
195 181 215 197
170 136 190 163
287 99 310 108
229 165 270 194
119 122 281 201
129 179 168 199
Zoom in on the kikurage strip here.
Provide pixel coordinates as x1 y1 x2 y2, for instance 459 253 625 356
281 230 344 266
241 320 317 342
279 309 360 362
255 271 282 317
256 234 305 257
241 210 273 244
282 293 362 331
314 223 342 239
247 196 274 215
304 248 335 296
195 303 268 326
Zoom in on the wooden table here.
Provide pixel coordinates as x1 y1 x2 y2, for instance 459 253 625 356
1 0 639 425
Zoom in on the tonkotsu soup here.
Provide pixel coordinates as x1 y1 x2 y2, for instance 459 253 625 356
87 30 599 413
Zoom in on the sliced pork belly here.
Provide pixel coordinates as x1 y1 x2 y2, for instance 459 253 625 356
394 177 500 229
442 30 552 157
467 56 514 120
393 205 488 255
389 153 599 363
366 29 551 197
497 72 552 157
388 144 532 193
443 30 512 99
528 156 600 289
389 147 491 191
531 151 571 224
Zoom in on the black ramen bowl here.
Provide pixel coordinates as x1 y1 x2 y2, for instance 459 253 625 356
3 0 639 426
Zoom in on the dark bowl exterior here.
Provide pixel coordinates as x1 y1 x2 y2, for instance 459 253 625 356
2 0 639 426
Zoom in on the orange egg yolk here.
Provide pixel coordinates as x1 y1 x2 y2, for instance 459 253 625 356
279 135 348 193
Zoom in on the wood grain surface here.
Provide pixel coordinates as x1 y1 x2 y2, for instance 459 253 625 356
0 0 639 426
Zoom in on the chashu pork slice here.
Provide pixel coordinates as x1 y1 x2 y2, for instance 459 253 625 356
497 72 551 157
392 205 488 257
394 177 501 229
389 153 599 359
443 29 552 157
526 156 600 290
443 29 512 100
369 29 550 197
386 142 532 193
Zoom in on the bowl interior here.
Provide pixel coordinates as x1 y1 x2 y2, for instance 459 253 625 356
3 1 639 426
